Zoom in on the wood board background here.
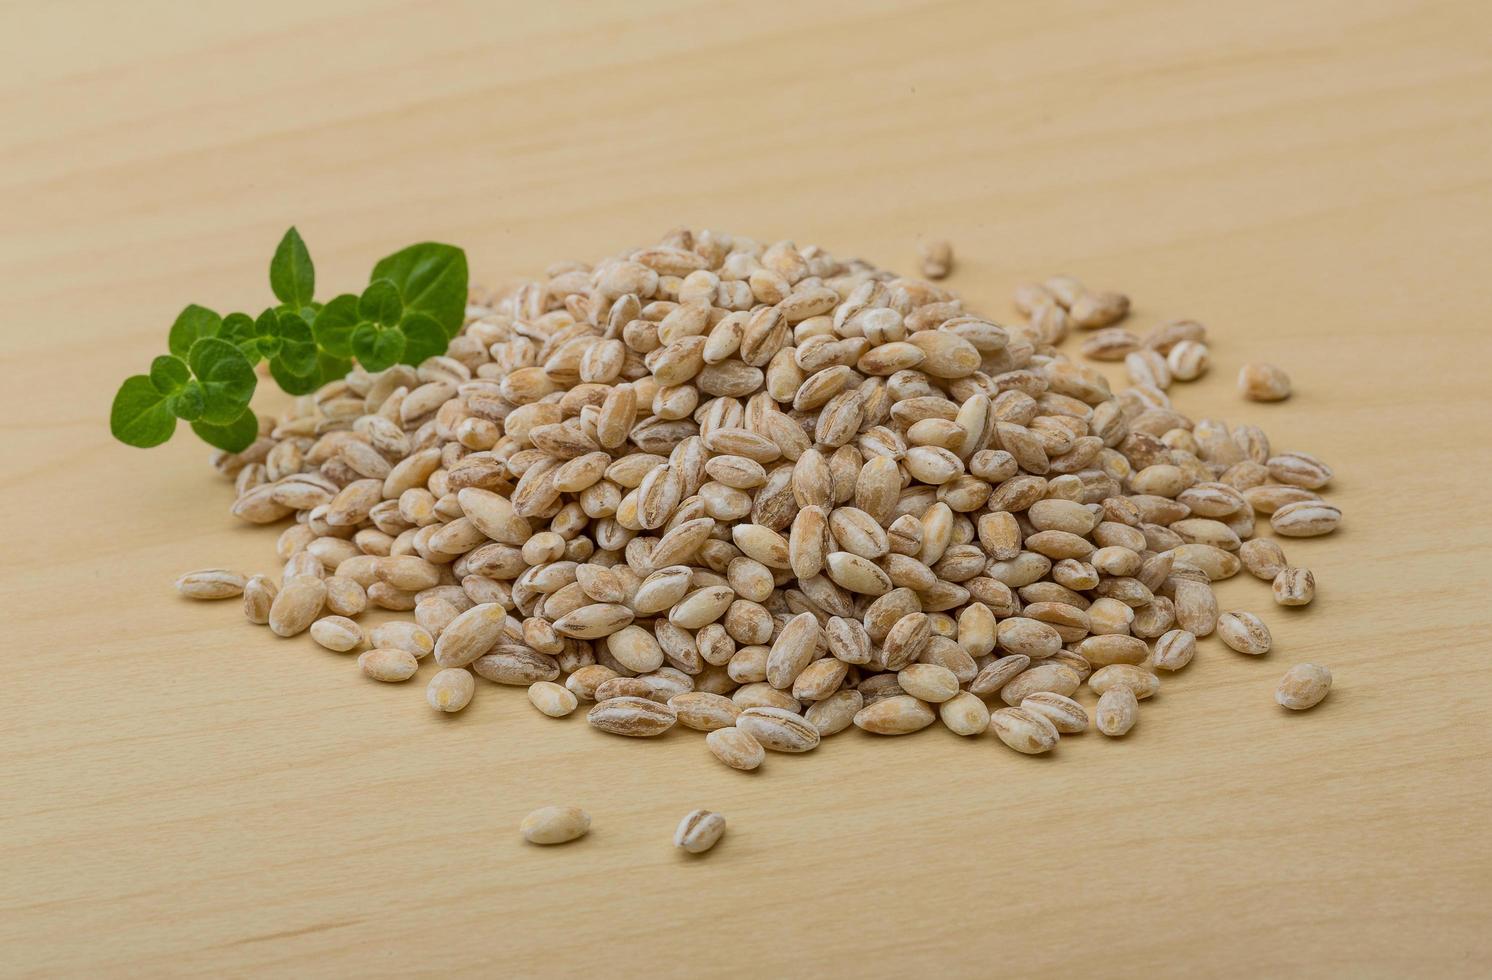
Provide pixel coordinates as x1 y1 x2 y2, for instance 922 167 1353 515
2 0 1490 976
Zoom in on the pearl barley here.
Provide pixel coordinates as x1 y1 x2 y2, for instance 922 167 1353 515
189 229 1348 780
521 806 590 845
1239 362 1292 401
1276 664 1332 710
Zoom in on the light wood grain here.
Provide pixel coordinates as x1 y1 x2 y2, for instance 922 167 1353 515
3 0 1490 975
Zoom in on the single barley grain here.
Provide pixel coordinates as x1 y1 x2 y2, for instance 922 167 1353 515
1152 629 1197 671
1268 452 1333 489
1273 566 1316 606
804 689 864 736
1243 485 1320 515
1167 340 1210 380
588 696 677 736
1271 500 1342 537
1276 663 1332 710
1238 363 1291 401
268 577 326 637
359 648 419 682
674 809 727 854
310 616 363 652
433 603 506 667
529 681 579 717
999 663 1082 706
176 569 248 599
938 691 991 735
896 664 960 703
665 691 738 731
853 695 937 735
565 665 618 702
242 575 277 624
1173 578 1218 637
1069 290 1129 330
1020 692 1089 733
521 805 590 845
736 706 821 752
1077 634 1149 667
1089 664 1160 700
918 240 953 279
1217 610 1272 655
1240 538 1289 580
706 726 766 770
323 575 367 617
427 667 475 712
969 655 1031 696
1096 688 1139 736
1081 328 1141 361
990 707 1059 754
371 621 435 659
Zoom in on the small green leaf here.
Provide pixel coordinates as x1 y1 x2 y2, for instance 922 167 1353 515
111 375 177 447
167 304 222 359
192 407 260 452
399 312 447 365
312 293 359 357
276 311 319 376
218 313 263 364
359 278 403 327
375 329 408 370
269 227 315 308
187 337 257 425
371 242 468 338
351 323 377 360
276 302 322 326
169 381 206 421
316 351 353 385
351 322 404 372
252 308 284 359
269 357 323 396
149 355 190 394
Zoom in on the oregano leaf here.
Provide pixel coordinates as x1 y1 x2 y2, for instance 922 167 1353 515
187 337 257 425
367 326 402 368
269 356 323 396
218 313 263 364
149 355 190 394
350 322 378 362
399 312 447 365
359 278 403 327
316 351 353 385
168 381 206 421
191 407 260 452
269 227 315 308
276 311 319 376
351 322 403 372
370 242 468 338
312 293 359 358
251 307 284 359
110 375 177 448
113 234 467 450
167 304 222 359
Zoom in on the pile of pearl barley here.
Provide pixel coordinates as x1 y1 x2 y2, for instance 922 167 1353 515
180 228 1339 767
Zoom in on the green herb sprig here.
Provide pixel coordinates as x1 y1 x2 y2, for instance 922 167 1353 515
110 228 468 453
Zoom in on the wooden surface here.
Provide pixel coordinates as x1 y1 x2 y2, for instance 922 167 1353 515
4 1 1490 976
